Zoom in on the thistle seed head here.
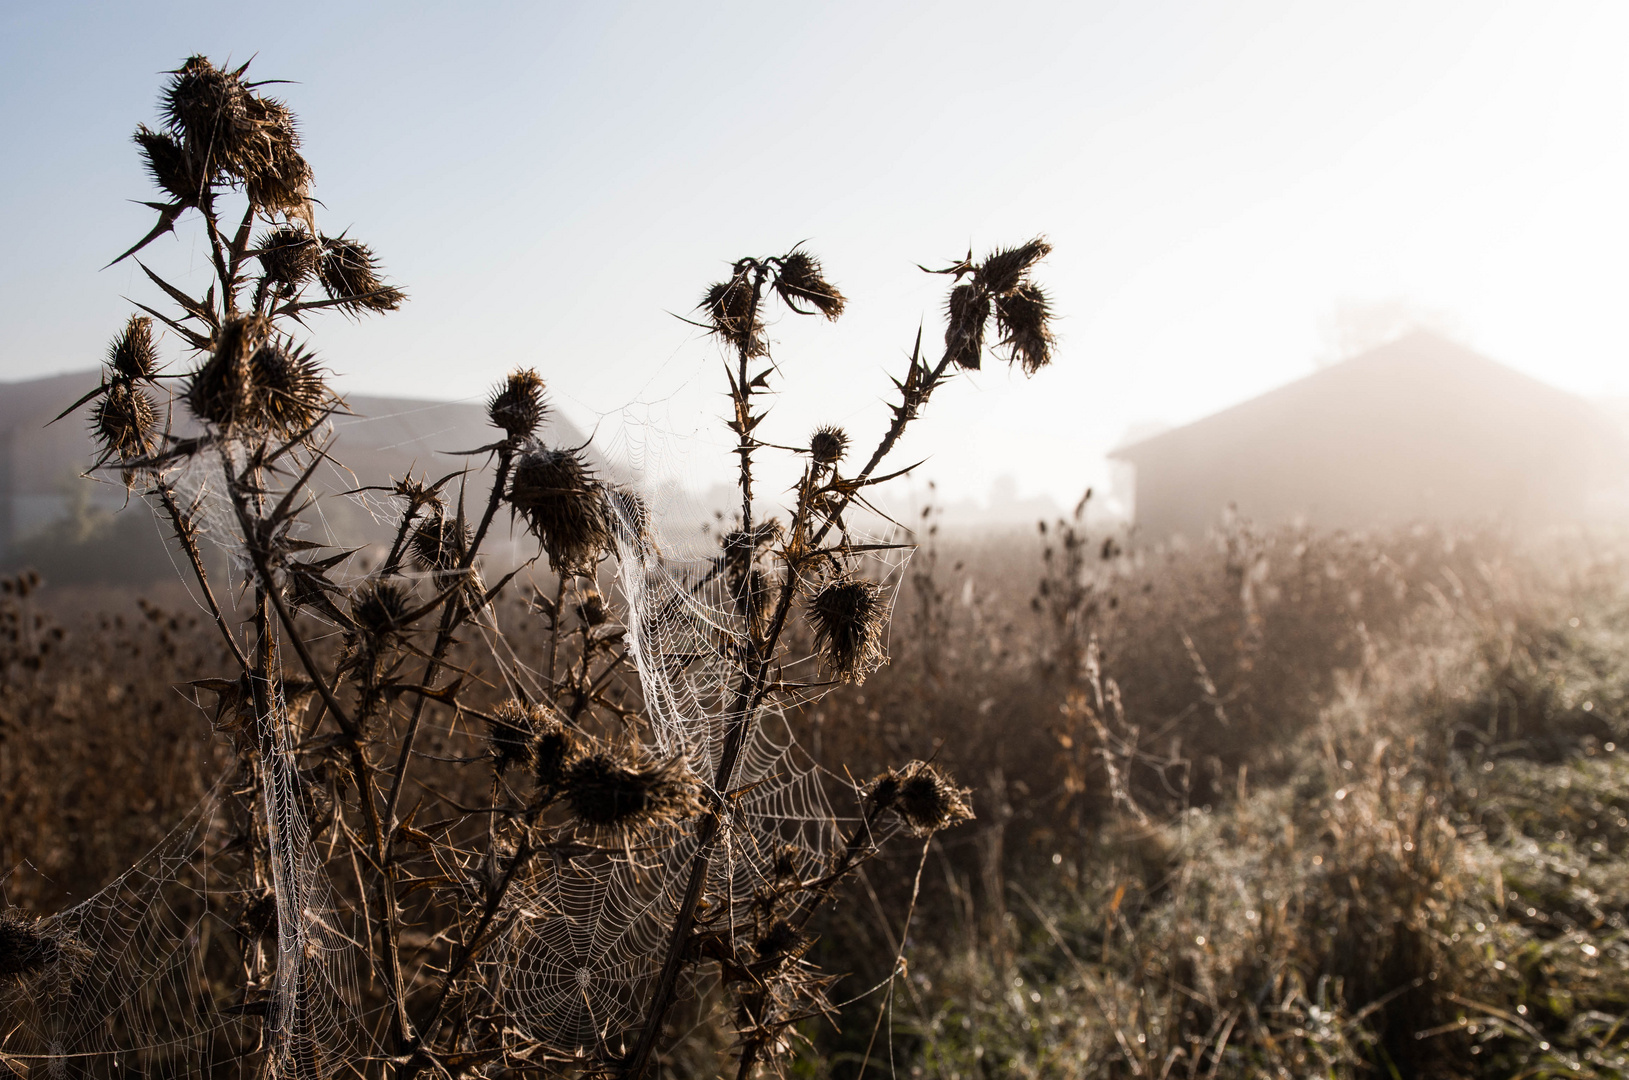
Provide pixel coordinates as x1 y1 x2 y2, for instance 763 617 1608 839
700 270 763 356
247 336 329 436
561 750 703 835
134 124 212 206
409 514 471 573
808 425 849 466
239 96 312 215
773 249 846 320
106 315 160 383
186 315 271 429
754 919 808 962
92 382 160 469
867 761 973 836
995 282 1054 375
255 225 320 287
806 577 887 684
318 237 405 315
533 712 577 796
0 912 79 982
349 580 415 647
487 368 548 440
487 699 539 775
161 56 251 171
508 448 614 573
973 237 1051 297
943 283 991 371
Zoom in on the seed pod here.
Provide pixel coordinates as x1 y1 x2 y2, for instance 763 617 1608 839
133 124 212 206
349 580 415 650
700 269 763 356
240 96 312 214
806 578 887 684
186 315 270 430
91 382 160 467
106 315 159 382
994 281 1054 375
773 250 846 320
255 226 321 287
0 912 73 982
487 699 539 775
486 368 548 440
409 514 470 573
318 237 405 315
867 761 973 836
533 712 577 798
508 448 614 573
808 425 849 466
248 336 328 436
161 56 251 172
561 750 703 835
943 283 990 371
973 237 1051 297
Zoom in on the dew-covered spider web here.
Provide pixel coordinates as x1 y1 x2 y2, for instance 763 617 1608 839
2 398 912 1074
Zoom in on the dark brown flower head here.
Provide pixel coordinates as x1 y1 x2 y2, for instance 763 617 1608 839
318 237 405 315
161 56 251 170
92 382 160 469
186 314 271 429
487 368 548 440
349 580 415 646
487 698 539 775
700 269 763 356
869 762 973 836
255 225 320 287
995 282 1054 375
533 712 577 797
508 448 614 573
409 514 470 573
240 96 312 215
0 912 79 982
806 577 888 684
808 425 849 466
773 249 846 320
754 919 808 963
943 283 991 371
134 124 213 206
974 237 1051 297
248 336 329 436
107 315 160 382
561 750 703 835
577 589 609 627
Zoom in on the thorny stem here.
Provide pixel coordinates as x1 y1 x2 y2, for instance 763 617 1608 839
154 483 248 671
626 328 954 1080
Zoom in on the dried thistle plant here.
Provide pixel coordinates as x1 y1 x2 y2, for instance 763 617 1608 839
20 52 1056 1080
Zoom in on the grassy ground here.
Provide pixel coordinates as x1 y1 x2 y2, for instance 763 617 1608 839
5 519 1629 1078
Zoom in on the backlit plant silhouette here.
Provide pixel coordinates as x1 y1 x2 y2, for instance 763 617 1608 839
1 55 1053 1079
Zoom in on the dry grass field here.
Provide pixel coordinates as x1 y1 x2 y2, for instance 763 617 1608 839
7 513 1629 1078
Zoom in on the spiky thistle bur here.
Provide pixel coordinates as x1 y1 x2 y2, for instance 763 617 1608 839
348 579 416 657
806 577 888 684
487 699 539 775
508 448 614 573
533 711 578 800
487 368 548 440
943 283 991 371
247 336 329 436
974 238 1051 297
754 919 809 963
238 95 312 216
995 282 1054 375
700 269 763 356
866 761 974 836
91 382 160 469
409 514 470 572
255 225 321 287
161 56 251 170
808 424 849 467
0 912 79 982
107 315 160 382
133 124 213 207
318 237 405 315
186 314 269 429
773 250 846 319
560 750 704 835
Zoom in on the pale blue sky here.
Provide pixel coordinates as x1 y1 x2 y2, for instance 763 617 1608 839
3 1 1627 509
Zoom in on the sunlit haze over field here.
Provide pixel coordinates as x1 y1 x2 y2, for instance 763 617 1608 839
3 0 1627 511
